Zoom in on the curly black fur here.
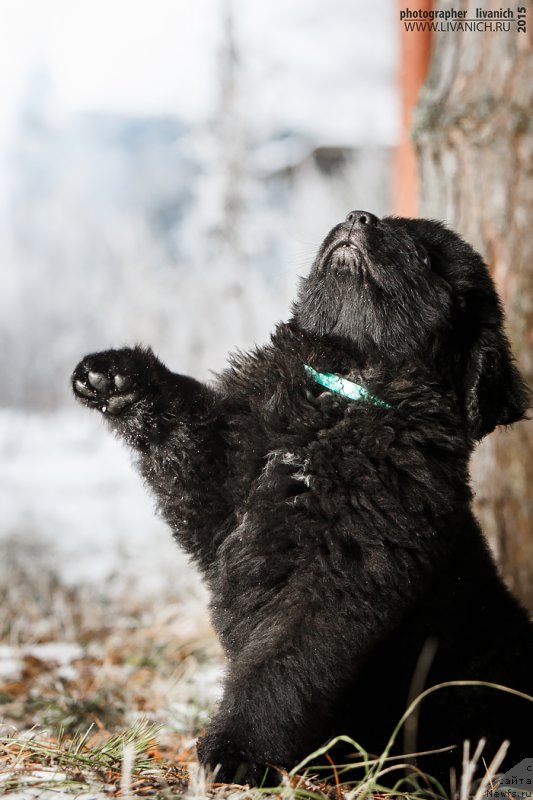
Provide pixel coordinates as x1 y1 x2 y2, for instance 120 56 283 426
73 212 532 789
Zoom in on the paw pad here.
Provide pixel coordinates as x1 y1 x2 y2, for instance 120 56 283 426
88 371 111 391
72 351 143 415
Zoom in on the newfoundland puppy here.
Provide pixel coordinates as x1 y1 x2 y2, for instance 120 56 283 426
73 212 532 789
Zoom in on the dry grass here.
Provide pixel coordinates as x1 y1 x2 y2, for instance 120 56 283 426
0 537 519 799
0 722 189 797
0 535 219 796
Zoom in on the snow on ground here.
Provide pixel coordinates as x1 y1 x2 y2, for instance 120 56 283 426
0 407 206 603
0 407 223 746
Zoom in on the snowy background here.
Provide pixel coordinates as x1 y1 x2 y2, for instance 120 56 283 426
0 0 398 683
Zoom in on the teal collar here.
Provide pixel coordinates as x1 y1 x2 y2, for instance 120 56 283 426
304 364 391 409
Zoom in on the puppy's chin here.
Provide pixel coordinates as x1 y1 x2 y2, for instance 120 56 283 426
326 244 365 276
294 261 453 360
293 272 384 352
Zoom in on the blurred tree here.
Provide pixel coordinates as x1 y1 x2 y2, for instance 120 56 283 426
180 0 257 356
213 0 247 296
414 1 533 610
393 0 433 215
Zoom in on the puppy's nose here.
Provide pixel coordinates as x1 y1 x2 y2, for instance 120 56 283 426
345 210 379 227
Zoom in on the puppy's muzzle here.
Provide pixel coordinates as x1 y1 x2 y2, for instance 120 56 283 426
344 210 380 242
345 210 380 228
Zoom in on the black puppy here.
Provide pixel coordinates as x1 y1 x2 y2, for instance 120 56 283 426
73 212 532 788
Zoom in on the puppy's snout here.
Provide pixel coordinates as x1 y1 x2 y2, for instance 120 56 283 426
345 210 379 228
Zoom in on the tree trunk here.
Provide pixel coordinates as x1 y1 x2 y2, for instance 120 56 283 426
393 0 433 215
414 0 533 611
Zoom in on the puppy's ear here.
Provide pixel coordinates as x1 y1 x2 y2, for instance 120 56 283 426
464 319 530 440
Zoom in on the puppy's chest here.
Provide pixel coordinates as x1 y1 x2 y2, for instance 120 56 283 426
226 390 463 541
254 429 393 512
230 397 400 516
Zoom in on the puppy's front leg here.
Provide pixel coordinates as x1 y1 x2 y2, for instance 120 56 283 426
196 599 358 786
72 346 229 569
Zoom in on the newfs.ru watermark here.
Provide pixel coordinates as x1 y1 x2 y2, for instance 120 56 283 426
484 758 533 799
401 6 527 33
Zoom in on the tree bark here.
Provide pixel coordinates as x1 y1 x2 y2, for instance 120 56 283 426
414 0 533 610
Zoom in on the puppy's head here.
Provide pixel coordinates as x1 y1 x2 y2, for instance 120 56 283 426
294 211 530 439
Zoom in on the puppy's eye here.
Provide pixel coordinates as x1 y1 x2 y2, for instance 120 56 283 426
421 252 431 268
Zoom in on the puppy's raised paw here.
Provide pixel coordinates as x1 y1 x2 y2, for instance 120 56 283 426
72 347 151 415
